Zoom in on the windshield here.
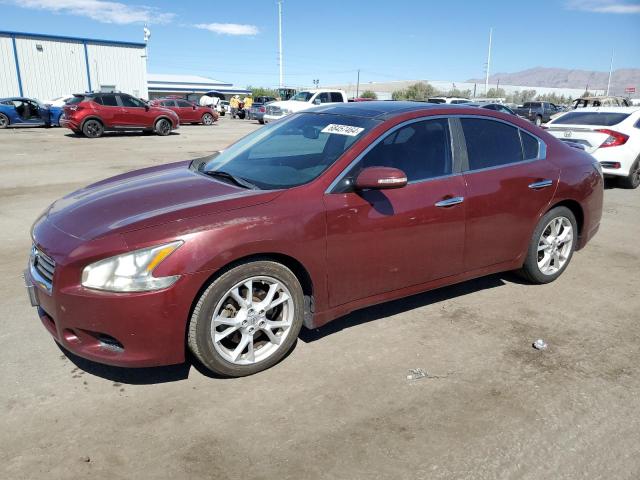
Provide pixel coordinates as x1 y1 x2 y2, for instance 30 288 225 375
553 111 630 126
202 113 379 190
290 91 314 102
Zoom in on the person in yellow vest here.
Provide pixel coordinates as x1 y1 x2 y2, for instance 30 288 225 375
229 95 240 119
243 95 253 120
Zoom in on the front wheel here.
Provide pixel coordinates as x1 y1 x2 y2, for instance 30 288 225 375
201 113 214 125
188 261 304 377
154 118 172 136
534 115 543 126
618 157 640 189
519 206 577 284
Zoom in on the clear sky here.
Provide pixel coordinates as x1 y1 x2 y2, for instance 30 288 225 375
1 0 639 88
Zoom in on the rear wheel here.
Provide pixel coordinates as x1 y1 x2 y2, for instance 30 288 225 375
154 118 172 136
82 119 103 138
519 206 577 284
0 113 9 128
201 113 214 125
259 119 265 125
617 157 640 189
188 261 304 377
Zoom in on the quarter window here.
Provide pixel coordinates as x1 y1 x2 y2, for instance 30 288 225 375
350 118 452 183
461 118 523 170
521 131 539 160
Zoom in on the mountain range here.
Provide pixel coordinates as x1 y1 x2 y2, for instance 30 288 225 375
467 67 639 94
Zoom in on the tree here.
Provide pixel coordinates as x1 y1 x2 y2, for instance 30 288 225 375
447 88 472 98
486 87 506 98
246 86 279 98
391 82 437 101
360 90 377 100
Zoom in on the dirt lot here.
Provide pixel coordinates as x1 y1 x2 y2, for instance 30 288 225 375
1 118 639 479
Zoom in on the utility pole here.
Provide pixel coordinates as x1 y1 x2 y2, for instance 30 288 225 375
485 27 493 95
606 49 614 96
278 0 284 88
356 69 360 98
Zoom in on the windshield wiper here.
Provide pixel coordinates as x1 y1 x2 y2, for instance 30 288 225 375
203 170 259 190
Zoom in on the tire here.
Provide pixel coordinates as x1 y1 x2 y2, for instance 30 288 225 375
534 115 543 126
154 118 172 136
201 113 214 125
519 206 577 284
188 260 304 377
0 113 9 128
82 119 103 138
617 157 640 189
259 119 265 125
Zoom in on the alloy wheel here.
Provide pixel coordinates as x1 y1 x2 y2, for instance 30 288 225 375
84 120 102 138
211 276 294 365
0 114 8 128
156 119 171 135
537 216 574 275
202 113 214 125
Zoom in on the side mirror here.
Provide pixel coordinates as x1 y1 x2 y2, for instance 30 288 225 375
145 105 150 111
355 167 407 190
193 105 197 110
302 125 320 139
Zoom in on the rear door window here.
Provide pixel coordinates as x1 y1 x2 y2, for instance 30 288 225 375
330 92 344 103
120 96 145 108
314 93 331 104
176 100 192 107
99 95 118 106
461 118 523 170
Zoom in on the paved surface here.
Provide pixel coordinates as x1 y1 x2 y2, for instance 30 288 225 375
1 118 639 480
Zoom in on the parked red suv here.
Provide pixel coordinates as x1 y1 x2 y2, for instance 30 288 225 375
26 102 603 377
149 98 218 125
61 93 179 138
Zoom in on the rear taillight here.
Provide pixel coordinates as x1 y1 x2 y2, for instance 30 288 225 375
596 129 629 148
259 106 266 113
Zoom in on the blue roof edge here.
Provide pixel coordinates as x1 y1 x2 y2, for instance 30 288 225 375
0 30 146 48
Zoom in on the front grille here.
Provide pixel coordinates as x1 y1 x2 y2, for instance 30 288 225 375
31 245 55 290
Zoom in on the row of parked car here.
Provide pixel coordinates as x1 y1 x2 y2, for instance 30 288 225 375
0 93 219 138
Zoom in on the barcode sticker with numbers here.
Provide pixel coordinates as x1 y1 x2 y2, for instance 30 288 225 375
321 124 365 136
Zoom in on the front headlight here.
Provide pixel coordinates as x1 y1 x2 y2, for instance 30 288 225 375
81 241 183 292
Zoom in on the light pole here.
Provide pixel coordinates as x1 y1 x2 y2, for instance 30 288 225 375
484 27 493 95
278 0 284 88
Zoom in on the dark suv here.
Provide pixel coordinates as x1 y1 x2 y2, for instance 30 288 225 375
61 93 179 138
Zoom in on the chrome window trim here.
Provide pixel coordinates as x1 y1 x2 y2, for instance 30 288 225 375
325 114 547 193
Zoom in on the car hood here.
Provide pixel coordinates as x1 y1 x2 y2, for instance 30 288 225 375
45 160 282 240
268 100 312 113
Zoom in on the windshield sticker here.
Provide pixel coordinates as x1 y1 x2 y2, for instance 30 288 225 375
321 124 365 136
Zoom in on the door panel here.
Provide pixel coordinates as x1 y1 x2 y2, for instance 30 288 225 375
324 175 467 307
463 160 559 271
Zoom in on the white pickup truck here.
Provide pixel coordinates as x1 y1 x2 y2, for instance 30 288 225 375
263 89 348 123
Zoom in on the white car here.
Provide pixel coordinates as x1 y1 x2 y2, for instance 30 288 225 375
545 107 640 189
427 97 471 104
263 89 347 123
43 95 74 107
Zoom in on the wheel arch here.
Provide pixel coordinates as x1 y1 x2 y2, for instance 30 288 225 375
187 252 316 337
154 115 176 128
547 199 584 236
80 116 104 129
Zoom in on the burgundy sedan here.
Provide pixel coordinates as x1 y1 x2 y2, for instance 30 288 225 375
149 98 218 125
25 102 603 377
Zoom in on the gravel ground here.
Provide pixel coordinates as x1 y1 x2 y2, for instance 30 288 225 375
1 118 639 480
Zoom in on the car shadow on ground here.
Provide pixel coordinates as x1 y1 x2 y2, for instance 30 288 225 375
58 272 517 384
299 272 514 343
63 131 180 139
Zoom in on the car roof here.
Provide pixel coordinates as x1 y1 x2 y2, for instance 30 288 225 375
309 100 479 119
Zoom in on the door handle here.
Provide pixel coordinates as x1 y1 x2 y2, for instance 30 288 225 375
528 179 553 190
435 196 464 208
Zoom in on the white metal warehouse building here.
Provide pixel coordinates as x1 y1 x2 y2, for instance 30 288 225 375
0 31 148 101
